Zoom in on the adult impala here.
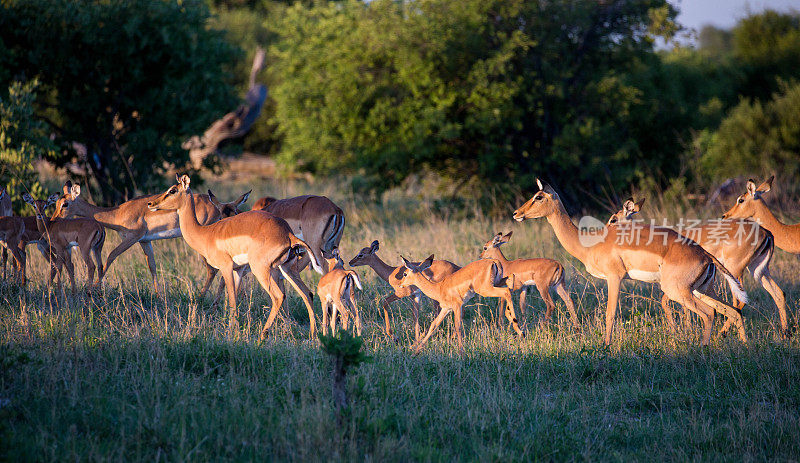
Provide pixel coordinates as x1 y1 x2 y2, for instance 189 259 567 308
23 193 106 292
610 198 788 338
51 181 250 295
147 175 323 336
254 195 345 274
722 176 800 254
398 255 524 354
349 240 460 340
479 231 580 330
513 179 747 346
317 248 363 336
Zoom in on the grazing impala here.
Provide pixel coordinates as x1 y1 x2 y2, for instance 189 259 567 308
349 240 460 340
51 181 250 295
317 248 363 336
398 255 524 354
609 198 788 338
723 176 800 254
513 179 747 346
479 232 580 330
254 195 345 274
23 193 105 292
147 175 323 336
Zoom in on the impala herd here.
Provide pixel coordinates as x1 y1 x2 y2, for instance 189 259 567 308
0 174 797 352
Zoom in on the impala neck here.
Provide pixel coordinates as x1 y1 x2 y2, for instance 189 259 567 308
546 202 588 262
365 254 397 283
753 201 800 252
176 191 204 249
486 248 509 264
73 197 122 229
407 273 445 302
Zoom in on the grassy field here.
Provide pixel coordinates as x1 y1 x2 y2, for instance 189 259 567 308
2 176 800 461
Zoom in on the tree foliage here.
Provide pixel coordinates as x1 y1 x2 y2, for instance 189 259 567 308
269 0 678 204
0 0 238 204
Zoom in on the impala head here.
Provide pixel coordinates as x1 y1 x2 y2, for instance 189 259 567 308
513 179 560 221
606 198 645 226
397 254 434 289
480 231 512 258
23 192 60 220
148 174 191 212
253 196 277 211
349 240 379 267
325 247 345 270
51 181 83 219
722 176 773 220
207 189 251 218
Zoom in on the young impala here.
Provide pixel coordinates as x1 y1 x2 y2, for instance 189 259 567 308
609 197 788 338
147 175 322 336
479 231 580 330
23 193 105 292
317 248 363 336
398 255 524 354
349 240 460 340
513 179 747 346
722 176 800 254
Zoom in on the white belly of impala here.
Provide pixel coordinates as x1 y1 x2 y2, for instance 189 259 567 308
232 253 249 266
627 269 661 283
142 229 182 241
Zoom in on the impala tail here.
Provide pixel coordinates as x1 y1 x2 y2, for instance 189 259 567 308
289 234 324 274
705 250 748 304
346 270 363 291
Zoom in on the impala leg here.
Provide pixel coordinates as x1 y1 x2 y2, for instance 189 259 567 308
256 267 286 341
380 293 399 338
717 298 744 338
81 246 95 291
321 297 330 336
198 258 218 298
62 249 76 294
138 241 160 295
9 245 24 286
92 240 104 287
518 289 527 323
492 287 523 336
760 271 789 338
2 246 6 280
102 232 143 283
661 293 679 333
412 306 453 354
604 277 622 345
454 305 464 355
219 264 239 333
555 281 580 331
279 265 316 338
348 289 362 336
537 283 556 326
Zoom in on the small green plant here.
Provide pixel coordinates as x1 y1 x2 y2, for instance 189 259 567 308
318 331 371 419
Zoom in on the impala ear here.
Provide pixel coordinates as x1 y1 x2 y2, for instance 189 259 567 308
536 178 544 191
178 175 191 190
46 193 60 207
63 180 72 195
369 240 379 252
746 179 757 197
70 184 81 198
757 175 773 194
418 254 434 271
207 189 217 200
236 190 252 207
537 179 557 196
400 255 413 268
22 193 34 205
635 198 646 210
501 231 513 242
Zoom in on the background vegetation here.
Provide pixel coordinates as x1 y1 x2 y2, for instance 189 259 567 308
1 0 799 208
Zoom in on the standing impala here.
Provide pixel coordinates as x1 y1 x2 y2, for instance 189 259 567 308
23 193 105 292
147 175 323 336
349 240 460 340
51 181 250 295
254 195 345 274
0 187 11 279
479 231 580 330
513 179 747 346
609 198 788 338
398 255 524 354
317 248 363 336
723 176 800 254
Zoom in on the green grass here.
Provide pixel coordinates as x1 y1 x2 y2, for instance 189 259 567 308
1 176 799 461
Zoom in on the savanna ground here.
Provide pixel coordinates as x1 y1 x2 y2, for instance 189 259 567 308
2 175 800 461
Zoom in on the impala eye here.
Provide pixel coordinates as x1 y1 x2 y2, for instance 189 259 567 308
737 197 744 204
610 218 617 224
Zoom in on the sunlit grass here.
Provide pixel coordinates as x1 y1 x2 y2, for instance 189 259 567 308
1 175 799 460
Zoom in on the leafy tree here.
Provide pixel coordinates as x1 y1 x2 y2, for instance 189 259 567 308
0 0 238 204
269 0 677 206
698 80 800 182
0 80 48 214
